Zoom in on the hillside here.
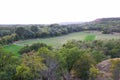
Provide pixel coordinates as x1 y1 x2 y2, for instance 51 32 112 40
82 18 120 32
0 18 120 34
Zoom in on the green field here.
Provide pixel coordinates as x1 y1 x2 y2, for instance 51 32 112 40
14 31 120 46
3 44 23 56
4 31 120 55
84 35 96 41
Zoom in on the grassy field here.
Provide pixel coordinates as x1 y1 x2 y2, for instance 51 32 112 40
14 31 86 47
14 31 120 46
84 35 96 41
3 44 23 56
4 31 120 55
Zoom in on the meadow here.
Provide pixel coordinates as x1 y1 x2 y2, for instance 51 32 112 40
4 31 120 55
84 35 96 41
3 44 23 56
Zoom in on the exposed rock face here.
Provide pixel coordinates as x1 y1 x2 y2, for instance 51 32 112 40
96 58 120 80
97 59 111 73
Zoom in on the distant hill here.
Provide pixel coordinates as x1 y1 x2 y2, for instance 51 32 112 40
0 17 120 33
94 17 120 22
59 21 85 25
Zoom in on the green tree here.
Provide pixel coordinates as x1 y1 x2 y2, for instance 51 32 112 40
15 64 33 80
37 47 59 80
15 27 35 39
73 54 95 80
91 50 109 63
19 43 52 54
0 47 20 80
16 52 46 80
15 27 26 39
58 47 83 80
89 65 99 80
31 26 39 33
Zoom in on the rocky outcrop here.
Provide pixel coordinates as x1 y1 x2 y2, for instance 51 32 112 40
96 58 120 80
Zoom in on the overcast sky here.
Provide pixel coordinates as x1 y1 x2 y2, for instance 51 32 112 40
0 0 120 24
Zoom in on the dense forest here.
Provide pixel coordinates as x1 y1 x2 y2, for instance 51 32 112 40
0 18 120 80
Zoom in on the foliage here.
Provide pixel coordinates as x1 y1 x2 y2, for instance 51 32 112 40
37 47 59 80
19 43 52 54
1 20 120 80
15 52 47 80
58 47 81 72
89 65 99 80
84 35 96 41
0 34 17 45
3 44 23 56
15 27 35 39
72 54 95 80
30 26 39 33
91 50 109 63
1 18 120 43
0 39 120 80
0 47 20 80
15 64 33 80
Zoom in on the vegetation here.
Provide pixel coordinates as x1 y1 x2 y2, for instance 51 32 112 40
84 35 96 41
15 52 46 80
3 44 22 56
12 31 120 47
1 39 120 80
3 31 120 55
89 65 100 80
0 47 20 80
0 18 120 45
19 43 52 54
0 18 120 80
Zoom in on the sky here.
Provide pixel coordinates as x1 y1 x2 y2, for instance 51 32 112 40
0 0 120 24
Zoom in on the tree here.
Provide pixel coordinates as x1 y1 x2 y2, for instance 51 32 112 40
15 27 26 38
0 47 20 80
19 45 31 54
40 31 49 38
89 65 99 80
110 48 120 58
0 34 17 45
58 47 83 80
72 54 95 80
19 43 52 54
15 64 33 80
15 27 35 39
31 26 39 33
91 50 109 63
37 47 59 80
15 52 47 80
102 29 112 34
